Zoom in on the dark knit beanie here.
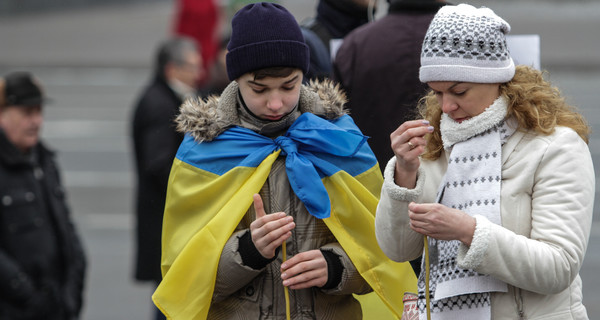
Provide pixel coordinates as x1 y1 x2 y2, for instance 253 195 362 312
226 2 310 81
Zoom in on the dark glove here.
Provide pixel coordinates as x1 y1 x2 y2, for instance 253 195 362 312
320 249 343 290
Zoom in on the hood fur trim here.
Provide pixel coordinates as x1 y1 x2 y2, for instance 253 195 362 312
176 95 221 143
176 79 348 142
303 79 348 119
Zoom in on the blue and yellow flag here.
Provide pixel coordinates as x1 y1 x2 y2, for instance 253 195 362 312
152 113 416 319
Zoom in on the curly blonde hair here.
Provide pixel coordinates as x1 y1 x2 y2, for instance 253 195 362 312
419 65 590 160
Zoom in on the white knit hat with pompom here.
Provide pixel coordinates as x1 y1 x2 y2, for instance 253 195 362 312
419 4 515 84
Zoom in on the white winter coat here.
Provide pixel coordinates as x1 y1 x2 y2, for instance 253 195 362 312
375 127 594 320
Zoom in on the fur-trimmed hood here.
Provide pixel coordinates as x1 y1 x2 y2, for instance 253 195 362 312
176 79 349 142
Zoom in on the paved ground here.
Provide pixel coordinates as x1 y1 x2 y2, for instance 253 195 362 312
1 1 600 319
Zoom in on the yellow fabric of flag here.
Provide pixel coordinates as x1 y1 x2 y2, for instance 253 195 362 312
153 152 279 319
153 141 416 319
323 168 417 319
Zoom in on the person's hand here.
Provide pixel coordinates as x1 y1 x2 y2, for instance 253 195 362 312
250 194 295 259
408 202 476 246
390 120 434 188
280 250 328 290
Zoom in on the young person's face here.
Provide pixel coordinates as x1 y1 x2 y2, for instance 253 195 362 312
237 69 303 121
428 82 501 123
0 105 43 153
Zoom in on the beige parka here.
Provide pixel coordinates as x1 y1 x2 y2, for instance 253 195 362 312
176 80 372 320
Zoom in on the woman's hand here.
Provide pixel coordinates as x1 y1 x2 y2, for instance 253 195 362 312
390 120 433 188
250 194 295 259
280 250 328 290
408 202 476 246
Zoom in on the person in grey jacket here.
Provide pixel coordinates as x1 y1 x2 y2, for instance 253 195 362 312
0 72 86 319
375 4 593 319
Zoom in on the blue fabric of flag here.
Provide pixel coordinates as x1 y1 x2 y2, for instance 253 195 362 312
176 112 373 219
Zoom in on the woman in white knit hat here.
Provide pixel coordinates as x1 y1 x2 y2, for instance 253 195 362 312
375 3 593 320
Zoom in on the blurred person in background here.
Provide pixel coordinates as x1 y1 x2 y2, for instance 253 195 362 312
301 0 375 81
333 0 447 174
0 71 86 320
131 36 202 320
332 0 447 279
198 35 231 99
173 0 220 86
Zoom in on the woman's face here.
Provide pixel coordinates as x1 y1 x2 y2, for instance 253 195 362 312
237 70 302 121
428 82 501 123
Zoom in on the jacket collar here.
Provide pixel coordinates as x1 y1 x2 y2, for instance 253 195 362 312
500 129 525 166
176 79 348 142
0 129 44 168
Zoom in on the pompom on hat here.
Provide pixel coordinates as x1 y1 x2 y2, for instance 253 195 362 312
419 4 515 84
226 2 310 81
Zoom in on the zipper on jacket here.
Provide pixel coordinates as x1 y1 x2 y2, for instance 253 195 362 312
513 287 525 320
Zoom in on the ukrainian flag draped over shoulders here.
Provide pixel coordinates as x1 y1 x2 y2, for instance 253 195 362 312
152 113 416 319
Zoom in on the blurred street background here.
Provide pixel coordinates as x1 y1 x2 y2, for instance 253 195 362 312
1 0 599 318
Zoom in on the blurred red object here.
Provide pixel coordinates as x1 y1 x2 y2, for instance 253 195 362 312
173 0 220 85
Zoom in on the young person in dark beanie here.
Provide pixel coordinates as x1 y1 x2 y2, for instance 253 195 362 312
375 4 593 319
0 71 86 319
152 2 415 319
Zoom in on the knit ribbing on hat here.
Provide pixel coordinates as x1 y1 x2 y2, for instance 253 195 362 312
419 4 515 84
226 2 310 81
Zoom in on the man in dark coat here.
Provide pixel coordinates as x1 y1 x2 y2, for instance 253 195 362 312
333 0 447 173
131 36 201 320
0 71 86 319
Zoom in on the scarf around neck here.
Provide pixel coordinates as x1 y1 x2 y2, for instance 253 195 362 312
212 112 369 219
418 96 515 320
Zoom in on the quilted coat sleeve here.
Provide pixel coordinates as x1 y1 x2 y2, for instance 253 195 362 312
212 229 263 303
457 128 595 294
375 157 427 263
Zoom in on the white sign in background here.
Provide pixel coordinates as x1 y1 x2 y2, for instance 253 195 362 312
506 34 541 70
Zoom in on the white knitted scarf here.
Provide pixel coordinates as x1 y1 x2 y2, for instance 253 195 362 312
418 96 515 320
